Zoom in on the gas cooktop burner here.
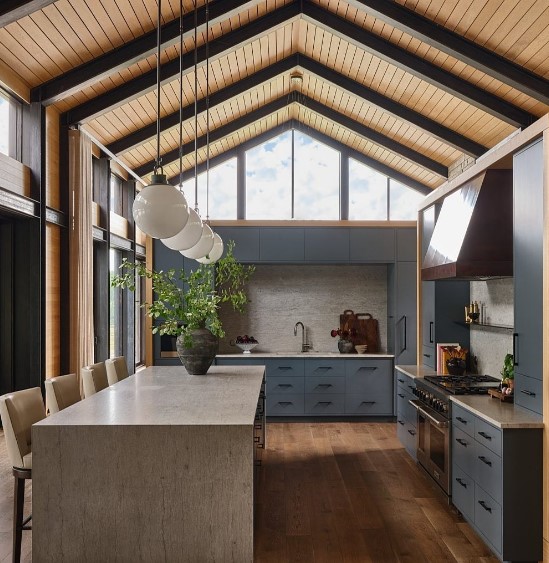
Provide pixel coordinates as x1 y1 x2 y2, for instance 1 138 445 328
423 374 501 395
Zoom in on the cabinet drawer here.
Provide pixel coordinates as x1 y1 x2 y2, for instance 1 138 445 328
452 403 475 437
474 484 502 555
396 414 417 459
266 376 304 395
422 345 435 367
474 418 502 457
305 359 344 377
266 393 304 415
305 376 345 394
396 373 416 396
216 357 266 366
396 391 416 425
305 394 345 415
345 395 393 415
452 464 474 522
453 427 475 476
475 442 502 504
266 359 304 377
345 360 392 395
515 374 543 415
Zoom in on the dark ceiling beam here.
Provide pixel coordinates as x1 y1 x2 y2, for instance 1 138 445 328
31 0 263 104
133 96 290 177
300 94 447 177
298 55 487 158
0 0 56 28
345 0 549 106
302 2 536 128
167 118 432 195
107 55 299 155
62 1 300 125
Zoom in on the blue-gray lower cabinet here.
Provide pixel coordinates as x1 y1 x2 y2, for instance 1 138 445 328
450 404 542 562
395 371 417 459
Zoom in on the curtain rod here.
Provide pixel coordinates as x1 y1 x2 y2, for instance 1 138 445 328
78 127 145 187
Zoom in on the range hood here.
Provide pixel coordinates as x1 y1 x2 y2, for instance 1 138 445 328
422 169 513 281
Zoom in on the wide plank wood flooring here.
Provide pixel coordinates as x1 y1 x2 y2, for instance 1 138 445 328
255 422 499 563
0 423 498 562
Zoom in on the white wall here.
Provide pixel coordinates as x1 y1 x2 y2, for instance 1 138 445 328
469 278 514 378
218 264 388 354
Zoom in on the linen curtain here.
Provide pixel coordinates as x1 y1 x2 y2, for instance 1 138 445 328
68 129 94 395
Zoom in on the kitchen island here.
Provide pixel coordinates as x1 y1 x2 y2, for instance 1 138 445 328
32 365 265 563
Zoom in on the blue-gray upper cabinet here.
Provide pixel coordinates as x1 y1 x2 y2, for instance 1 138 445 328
350 228 395 262
304 228 350 262
154 239 185 274
215 227 260 263
259 228 305 262
395 261 417 366
397 228 417 262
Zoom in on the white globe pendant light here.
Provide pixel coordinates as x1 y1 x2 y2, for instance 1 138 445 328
181 222 215 259
196 232 224 264
163 206 202 250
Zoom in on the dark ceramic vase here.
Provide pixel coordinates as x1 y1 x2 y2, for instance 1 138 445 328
176 328 219 375
338 339 354 354
446 358 466 376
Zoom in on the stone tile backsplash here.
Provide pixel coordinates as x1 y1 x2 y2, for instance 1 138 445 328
218 264 388 354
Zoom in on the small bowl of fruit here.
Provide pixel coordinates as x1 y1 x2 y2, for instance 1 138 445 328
231 335 259 354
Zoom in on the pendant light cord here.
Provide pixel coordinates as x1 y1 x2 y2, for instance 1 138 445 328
155 0 163 175
205 0 210 223
193 0 199 213
178 0 183 187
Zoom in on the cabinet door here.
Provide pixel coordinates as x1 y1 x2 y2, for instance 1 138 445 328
422 280 435 350
260 228 304 262
396 228 417 262
214 227 260 262
304 228 349 262
349 228 395 262
514 140 543 381
395 261 417 365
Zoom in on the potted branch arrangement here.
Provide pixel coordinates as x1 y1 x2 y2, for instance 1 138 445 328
111 241 254 375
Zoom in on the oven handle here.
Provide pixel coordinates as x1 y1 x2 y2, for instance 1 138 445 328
408 399 449 429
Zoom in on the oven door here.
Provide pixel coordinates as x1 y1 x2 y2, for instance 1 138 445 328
410 399 450 495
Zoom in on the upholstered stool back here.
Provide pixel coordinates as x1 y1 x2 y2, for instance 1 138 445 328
81 362 109 398
105 356 130 385
45 373 81 414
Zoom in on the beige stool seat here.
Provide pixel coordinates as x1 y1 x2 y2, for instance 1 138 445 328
0 388 46 562
45 373 81 414
81 362 109 398
105 356 130 385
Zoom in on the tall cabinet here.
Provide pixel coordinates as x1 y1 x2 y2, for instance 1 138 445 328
513 139 544 415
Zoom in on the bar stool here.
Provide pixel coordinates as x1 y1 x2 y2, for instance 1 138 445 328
105 356 130 385
81 362 109 398
0 387 46 563
44 373 81 414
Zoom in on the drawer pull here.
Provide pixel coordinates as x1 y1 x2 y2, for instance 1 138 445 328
254 424 262 430
254 436 260 442
478 455 492 467
408 385 415 392
407 429 416 436
478 500 492 513
478 431 492 441
316 384 332 389
397 420 405 426
455 477 467 488
520 389 536 397
397 393 405 398
278 401 293 406
456 416 468 424
316 367 333 371
423 353 431 358
318 401 332 406
277 367 293 371
455 438 468 447
358 367 377 371
397 378 405 383
361 401 376 405
278 384 293 388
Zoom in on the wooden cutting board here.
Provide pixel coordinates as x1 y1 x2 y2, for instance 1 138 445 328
339 310 380 353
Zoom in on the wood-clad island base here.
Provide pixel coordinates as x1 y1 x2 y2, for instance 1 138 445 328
32 366 265 563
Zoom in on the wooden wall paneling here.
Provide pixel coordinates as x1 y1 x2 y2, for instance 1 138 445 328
543 129 549 556
109 212 129 239
0 152 30 197
45 222 60 377
45 105 60 209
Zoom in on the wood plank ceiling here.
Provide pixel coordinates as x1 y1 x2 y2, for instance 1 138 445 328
1 0 548 192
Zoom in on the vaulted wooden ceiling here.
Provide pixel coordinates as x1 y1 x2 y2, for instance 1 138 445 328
1 0 548 193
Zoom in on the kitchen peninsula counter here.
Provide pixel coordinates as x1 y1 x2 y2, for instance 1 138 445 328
218 352 394 358
32 365 265 562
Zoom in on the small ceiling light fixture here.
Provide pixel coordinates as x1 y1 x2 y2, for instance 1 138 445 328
290 71 303 87
133 0 189 239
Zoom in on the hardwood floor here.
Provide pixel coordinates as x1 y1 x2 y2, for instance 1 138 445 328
255 422 499 563
0 423 497 562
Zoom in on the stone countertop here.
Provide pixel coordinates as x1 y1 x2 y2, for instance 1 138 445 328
35 365 265 427
395 364 437 379
450 395 543 429
218 353 394 359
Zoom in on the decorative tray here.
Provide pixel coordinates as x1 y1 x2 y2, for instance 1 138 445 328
488 388 514 402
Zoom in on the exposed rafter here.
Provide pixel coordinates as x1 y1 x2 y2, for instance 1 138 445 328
298 94 447 177
167 119 432 195
62 1 300 125
31 0 263 104
302 2 536 128
0 0 56 28
345 0 549 106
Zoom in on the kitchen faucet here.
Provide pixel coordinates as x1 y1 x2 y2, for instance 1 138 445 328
294 321 312 352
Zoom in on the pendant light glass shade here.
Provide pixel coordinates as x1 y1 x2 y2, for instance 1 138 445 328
181 223 215 259
162 206 202 250
196 232 224 264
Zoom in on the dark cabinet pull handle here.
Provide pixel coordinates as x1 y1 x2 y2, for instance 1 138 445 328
456 417 468 424
456 438 468 447
318 401 332 406
254 424 262 430
455 478 467 488
478 431 492 441
254 436 261 443
278 367 292 371
316 367 333 371
407 429 416 436
478 500 492 513
398 315 407 354
361 401 376 405
398 393 405 398
513 333 518 366
316 384 332 389
358 366 377 371
397 378 405 383
478 456 492 467
521 389 536 397
423 353 431 358
397 420 405 425
429 321 434 343
408 385 415 392
278 384 292 388
278 401 293 406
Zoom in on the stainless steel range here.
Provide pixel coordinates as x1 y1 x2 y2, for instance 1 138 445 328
409 374 500 496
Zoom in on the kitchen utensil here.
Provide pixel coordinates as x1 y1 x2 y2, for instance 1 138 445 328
339 310 380 353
